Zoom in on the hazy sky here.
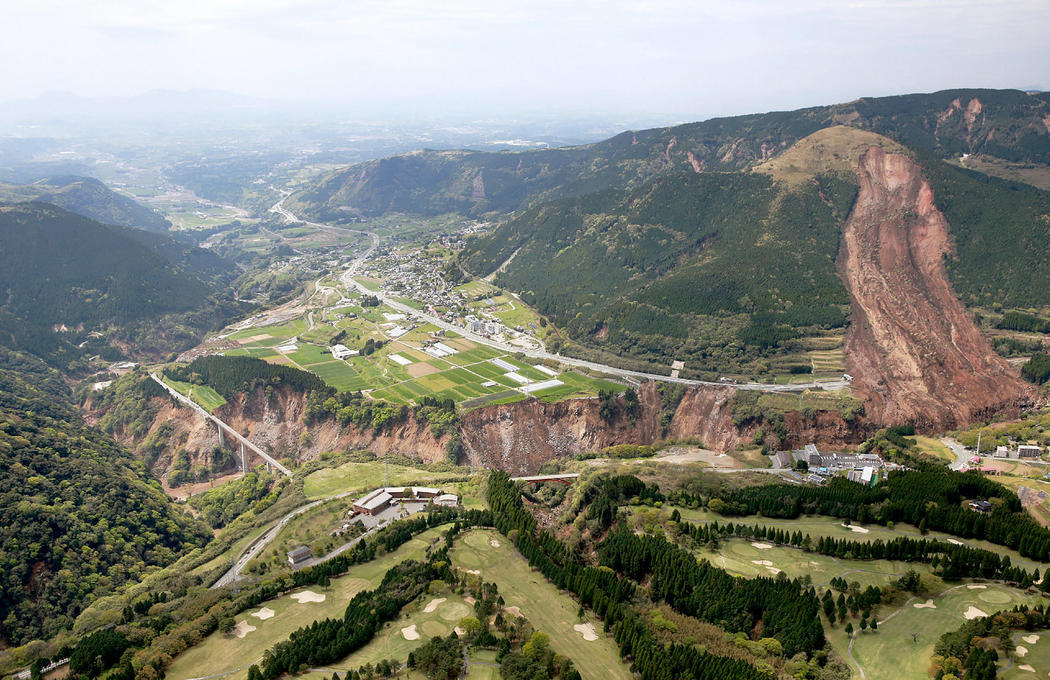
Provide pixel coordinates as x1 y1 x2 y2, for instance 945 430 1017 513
3 0 1048 119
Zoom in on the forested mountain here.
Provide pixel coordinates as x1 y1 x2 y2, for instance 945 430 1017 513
0 176 172 232
462 167 856 373
0 347 210 645
0 202 241 363
288 88 1050 219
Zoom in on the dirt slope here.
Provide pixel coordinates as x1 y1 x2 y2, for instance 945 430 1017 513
839 146 1034 429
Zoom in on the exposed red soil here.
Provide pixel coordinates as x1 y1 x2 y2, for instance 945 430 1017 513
838 146 1035 429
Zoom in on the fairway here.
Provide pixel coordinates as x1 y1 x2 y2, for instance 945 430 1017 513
1002 631 1050 678
302 460 467 499
450 529 633 680
162 377 226 411
661 505 1049 572
165 525 450 680
326 592 475 670
694 537 935 588
833 584 1047 680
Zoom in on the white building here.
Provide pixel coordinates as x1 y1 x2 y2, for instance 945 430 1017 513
331 344 358 360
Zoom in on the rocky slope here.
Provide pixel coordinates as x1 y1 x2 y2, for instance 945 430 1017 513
839 146 1036 428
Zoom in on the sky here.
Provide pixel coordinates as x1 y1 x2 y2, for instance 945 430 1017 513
3 0 1049 121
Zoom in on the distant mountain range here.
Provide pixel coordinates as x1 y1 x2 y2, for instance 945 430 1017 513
288 88 1050 219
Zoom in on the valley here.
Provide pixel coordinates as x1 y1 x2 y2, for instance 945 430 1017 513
4 86 1050 680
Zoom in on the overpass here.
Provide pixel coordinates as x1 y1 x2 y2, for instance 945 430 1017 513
150 373 292 477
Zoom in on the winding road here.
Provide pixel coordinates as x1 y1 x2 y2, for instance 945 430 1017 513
271 201 849 394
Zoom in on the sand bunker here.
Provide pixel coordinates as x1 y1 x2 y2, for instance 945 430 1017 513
505 606 522 618
841 524 870 533
465 569 481 576
464 596 477 605
913 599 937 609
1018 646 1029 657
454 626 466 636
574 623 599 641
424 597 447 613
766 567 782 575
967 585 987 590
290 590 326 604
490 539 501 547
964 606 988 620
401 624 420 641
752 560 774 567
251 607 275 620
1017 664 1035 672
232 620 256 638
1023 634 1040 644
751 542 773 550
947 538 965 546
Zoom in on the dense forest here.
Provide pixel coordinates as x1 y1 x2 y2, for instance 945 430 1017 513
459 171 854 375
0 347 210 645
0 202 241 364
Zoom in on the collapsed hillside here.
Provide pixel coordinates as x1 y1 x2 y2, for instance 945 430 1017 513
90 376 876 481
839 146 1035 428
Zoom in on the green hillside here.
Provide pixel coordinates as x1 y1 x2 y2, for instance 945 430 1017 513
0 347 210 645
462 170 856 375
0 176 172 232
0 202 241 362
290 88 1050 220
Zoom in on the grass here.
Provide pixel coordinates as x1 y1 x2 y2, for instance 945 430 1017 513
329 591 475 671
912 435 955 463
162 377 227 412
693 536 935 589
647 506 1049 572
165 525 451 680
303 460 468 499
833 584 1046 680
450 529 633 680
1001 630 1050 678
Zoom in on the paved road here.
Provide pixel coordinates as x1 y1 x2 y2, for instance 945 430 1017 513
210 488 359 588
150 373 292 477
942 437 971 471
271 200 848 394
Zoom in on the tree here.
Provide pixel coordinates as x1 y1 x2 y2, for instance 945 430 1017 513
845 622 854 637
870 618 878 631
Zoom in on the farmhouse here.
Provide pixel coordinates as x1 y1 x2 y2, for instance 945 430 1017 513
287 546 313 567
968 500 994 513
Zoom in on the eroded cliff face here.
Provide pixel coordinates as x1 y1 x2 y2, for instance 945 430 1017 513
839 146 1035 429
95 381 758 478
458 383 742 474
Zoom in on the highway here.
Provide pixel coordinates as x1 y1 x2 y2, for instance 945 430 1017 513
149 373 293 477
271 200 849 394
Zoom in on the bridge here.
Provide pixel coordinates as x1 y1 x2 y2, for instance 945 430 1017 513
510 473 580 485
150 373 292 477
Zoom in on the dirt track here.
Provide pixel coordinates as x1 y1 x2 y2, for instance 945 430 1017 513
839 146 1033 429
